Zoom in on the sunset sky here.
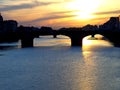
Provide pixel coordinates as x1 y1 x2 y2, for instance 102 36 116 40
0 0 120 29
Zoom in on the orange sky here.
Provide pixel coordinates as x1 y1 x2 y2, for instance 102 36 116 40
0 0 120 29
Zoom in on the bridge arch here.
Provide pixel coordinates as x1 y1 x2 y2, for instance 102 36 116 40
59 29 120 47
93 31 120 47
82 34 114 47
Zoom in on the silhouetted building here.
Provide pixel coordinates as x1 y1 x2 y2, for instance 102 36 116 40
82 24 98 31
0 13 18 33
0 13 3 22
3 20 18 32
100 16 120 30
119 15 120 29
0 13 3 31
40 26 53 35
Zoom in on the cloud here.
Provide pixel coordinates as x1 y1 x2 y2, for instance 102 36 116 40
24 14 76 23
49 10 79 15
32 15 76 22
94 10 120 15
0 1 57 12
22 10 77 23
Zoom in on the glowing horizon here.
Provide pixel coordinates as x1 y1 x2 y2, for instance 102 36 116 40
0 0 120 29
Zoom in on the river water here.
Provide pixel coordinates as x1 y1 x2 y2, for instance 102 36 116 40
0 35 120 90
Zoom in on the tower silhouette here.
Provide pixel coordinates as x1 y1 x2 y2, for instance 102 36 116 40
0 13 3 30
0 13 3 22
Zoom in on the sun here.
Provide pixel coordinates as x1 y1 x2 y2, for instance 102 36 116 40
66 0 102 20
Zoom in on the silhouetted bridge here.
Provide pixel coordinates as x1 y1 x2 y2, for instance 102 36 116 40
19 27 120 47
58 28 120 47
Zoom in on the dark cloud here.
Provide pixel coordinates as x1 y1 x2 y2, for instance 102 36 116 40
94 10 120 15
0 1 57 12
22 10 77 23
24 14 76 23
49 10 79 15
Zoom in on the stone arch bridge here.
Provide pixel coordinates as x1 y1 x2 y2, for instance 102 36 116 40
58 28 120 47
20 27 120 47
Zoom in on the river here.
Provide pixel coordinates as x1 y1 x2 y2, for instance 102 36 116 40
0 35 120 90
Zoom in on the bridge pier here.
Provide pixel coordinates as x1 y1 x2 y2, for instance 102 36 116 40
53 34 57 38
91 34 95 37
21 38 34 48
20 31 34 48
114 43 120 47
70 37 83 46
112 39 120 47
18 26 35 48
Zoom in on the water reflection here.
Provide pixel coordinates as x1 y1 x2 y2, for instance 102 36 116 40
34 35 71 47
0 35 119 90
82 35 113 50
81 49 97 90
0 43 18 50
79 36 113 90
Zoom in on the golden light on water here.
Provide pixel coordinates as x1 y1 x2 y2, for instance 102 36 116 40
83 39 93 45
80 38 98 90
82 35 113 51
80 51 97 90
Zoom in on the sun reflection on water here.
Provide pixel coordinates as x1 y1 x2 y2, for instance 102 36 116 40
80 45 98 90
79 34 112 90
82 35 113 50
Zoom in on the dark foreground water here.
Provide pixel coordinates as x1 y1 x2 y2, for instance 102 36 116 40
0 35 120 90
